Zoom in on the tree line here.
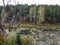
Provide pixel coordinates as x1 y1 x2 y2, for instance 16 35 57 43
0 4 60 23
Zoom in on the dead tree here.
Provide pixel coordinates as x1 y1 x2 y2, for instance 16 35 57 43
8 0 22 31
0 0 22 33
0 0 6 31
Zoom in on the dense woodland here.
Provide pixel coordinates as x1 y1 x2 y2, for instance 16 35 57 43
0 4 60 23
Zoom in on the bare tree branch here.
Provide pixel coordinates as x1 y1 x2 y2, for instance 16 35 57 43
14 22 22 31
1 0 11 24
8 0 20 31
1 0 5 24
0 0 11 31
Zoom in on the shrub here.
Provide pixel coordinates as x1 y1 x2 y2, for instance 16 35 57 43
0 32 8 45
8 37 17 45
16 34 34 45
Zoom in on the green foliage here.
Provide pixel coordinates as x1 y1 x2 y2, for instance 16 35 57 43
0 4 60 23
8 37 17 45
16 34 34 45
0 32 17 45
45 5 60 23
0 31 34 45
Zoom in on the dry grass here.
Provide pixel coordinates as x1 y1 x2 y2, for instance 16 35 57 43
4 22 60 30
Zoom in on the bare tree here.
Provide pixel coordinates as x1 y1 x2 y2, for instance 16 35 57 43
0 0 7 31
8 0 23 31
0 0 22 33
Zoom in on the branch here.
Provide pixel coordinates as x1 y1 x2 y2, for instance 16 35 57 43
8 0 20 31
14 22 22 31
1 0 11 24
